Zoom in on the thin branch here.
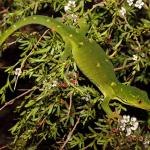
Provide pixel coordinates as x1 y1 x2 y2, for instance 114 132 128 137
59 117 80 150
0 88 36 111
0 8 9 15
17 88 33 91
20 29 50 69
67 93 73 117
84 2 105 16
109 50 119 59
0 145 9 150
114 62 135 72
0 65 7 69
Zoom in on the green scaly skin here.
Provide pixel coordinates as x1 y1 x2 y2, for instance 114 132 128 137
0 15 150 116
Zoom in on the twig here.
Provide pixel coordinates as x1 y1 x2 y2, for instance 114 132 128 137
0 145 8 150
114 62 135 72
36 133 47 147
67 93 73 117
59 117 80 150
32 29 50 50
17 88 33 91
0 88 35 111
0 66 7 69
0 145 9 150
109 50 119 59
0 8 8 15
20 29 50 69
84 2 105 16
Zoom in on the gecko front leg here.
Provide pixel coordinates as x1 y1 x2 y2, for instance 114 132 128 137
101 97 112 115
101 97 121 120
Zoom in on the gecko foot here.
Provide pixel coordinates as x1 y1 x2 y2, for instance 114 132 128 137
106 111 121 121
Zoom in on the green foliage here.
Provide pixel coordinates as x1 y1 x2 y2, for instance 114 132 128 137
0 0 150 149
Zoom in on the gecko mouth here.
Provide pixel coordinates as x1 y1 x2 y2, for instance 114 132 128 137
116 96 150 111
116 96 130 105
115 96 143 109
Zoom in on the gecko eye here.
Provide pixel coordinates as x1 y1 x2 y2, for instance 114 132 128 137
138 100 142 104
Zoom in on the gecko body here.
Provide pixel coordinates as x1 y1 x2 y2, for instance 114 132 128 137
0 15 150 115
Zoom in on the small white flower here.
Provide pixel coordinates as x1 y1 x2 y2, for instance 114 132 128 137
70 14 78 22
143 138 150 146
141 53 145 58
131 117 137 122
143 140 149 145
127 0 134 6
126 127 132 136
120 126 125 131
118 115 130 131
135 0 144 9
119 7 126 17
68 0 76 7
81 94 91 101
43 80 58 89
64 0 76 12
132 54 138 61
130 121 139 130
130 117 139 130
14 68 22 90
118 115 139 136
15 68 22 76
120 119 126 124
51 80 58 87
123 115 130 123
120 123 126 131
43 79 47 83
64 5 70 12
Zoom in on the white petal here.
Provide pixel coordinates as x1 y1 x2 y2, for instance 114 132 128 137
131 117 137 122
121 127 125 131
126 127 132 136
15 68 22 76
68 1 76 7
131 122 139 130
119 7 126 16
124 115 130 123
64 6 70 12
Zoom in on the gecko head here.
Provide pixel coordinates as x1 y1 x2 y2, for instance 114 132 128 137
116 84 150 111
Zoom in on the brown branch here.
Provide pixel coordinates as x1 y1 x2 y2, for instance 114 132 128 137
20 29 50 69
67 93 73 117
84 2 105 16
59 117 80 150
0 88 36 111
109 50 119 59
0 145 8 150
0 8 8 15
114 62 135 72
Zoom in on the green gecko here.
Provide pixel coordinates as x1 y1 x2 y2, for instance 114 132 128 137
0 15 150 117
